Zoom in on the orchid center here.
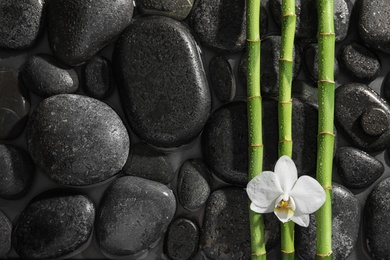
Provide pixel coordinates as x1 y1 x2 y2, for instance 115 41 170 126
274 195 296 223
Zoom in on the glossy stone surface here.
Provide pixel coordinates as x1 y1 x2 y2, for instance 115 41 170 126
21 54 79 97
292 80 318 106
177 159 210 211
47 0 134 65
114 16 211 148
0 144 34 199
164 218 199 260
335 83 390 152
12 191 95 259
0 0 45 49
96 176 176 256
123 142 175 184
0 210 11 258
83 56 113 99
209 55 236 103
0 69 30 140
135 0 194 20
27 94 129 186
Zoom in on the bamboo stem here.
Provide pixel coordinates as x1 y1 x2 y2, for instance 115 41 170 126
316 0 335 259
246 0 266 259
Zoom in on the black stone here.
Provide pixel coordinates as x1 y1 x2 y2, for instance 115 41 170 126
47 0 134 65
114 16 211 148
209 55 236 103
200 188 280 259
260 4 268 37
365 177 390 259
21 54 79 97
339 42 381 83
296 183 360 260
0 69 30 140
0 144 34 199
303 44 340 82
135 0 194 20
335 147 383 189
359 0 390 54
83 56 113 99
238 35 301 96
164 218 199 260
189 0 246 52
177 159 211 211
334 0 353 42
292 80 318 106
335 83 390 152
0 210 11 258
122 142 175 184
0 0 45 49
27 94 129 186
360 108 389 136
383 71 390 102
96 176 176 256
12 191 95 259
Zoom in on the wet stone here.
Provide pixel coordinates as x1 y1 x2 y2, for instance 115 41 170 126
189 0 246 52
296 183 360 260
177 159 211 211
164 218 199 260
27 94 129 186
135 0 194 20
0 0 45 49
292 80 318 106
0 144 34 199
209 55 235 103
365 177 390 259
383 71 390 102
359 0 390 54
339 42 381 83
200 188 280 259
335 83 390 152
0 210 11 258
83 56 113 100
122 142 175 185
360 108 389 136
0 69 30 140
12 191 95 259
47 0 134 65
21 54 79 97
335 147 384 189
114 16 211 148
96 176 176 256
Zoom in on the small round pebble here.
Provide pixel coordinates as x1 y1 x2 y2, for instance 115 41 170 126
0 210 11 258
21 54 79 97
83 56 113 99
360 108 389 136
209 55 236 103
0 144 34 199
164 218 199 260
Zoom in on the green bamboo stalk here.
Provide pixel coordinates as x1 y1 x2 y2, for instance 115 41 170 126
316 0 335 259
246 0 266 259
278 0 296 259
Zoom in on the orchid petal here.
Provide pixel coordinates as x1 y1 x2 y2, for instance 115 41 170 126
274 206 294 223
289 176 326 215
291 214 310 227
274 155 298 193
247 171 283 213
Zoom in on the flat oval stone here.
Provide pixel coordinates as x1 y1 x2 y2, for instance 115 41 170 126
339 42 381 83
27 94 129 186
359 0 390 54
365 177 390 259
0 0 45 49
177 159 211 211
47 0 134 65
0 210 11 258
0 69 30 140
21 54 79 97
188 0 246 52
164 218 199 260
335 147 383 189
83 56 113 99
114 16 211 148
0 144 34 199
209 55 236 103
96 176 176 256
296 183 360 260
122 142 175 184
136 0 194 20
335 83 390 152
12 191 95 259
200 188 279 259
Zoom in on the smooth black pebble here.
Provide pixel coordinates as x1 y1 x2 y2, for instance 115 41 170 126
83 56 113 99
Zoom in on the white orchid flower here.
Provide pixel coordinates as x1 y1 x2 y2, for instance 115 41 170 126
246 155 326 227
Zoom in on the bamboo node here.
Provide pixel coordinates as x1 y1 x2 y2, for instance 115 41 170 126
247 95 262 100
251 251 267 256
279 139 293 143
323 186 332 190
318 131 335 137
316 251 333 258
249 144 264 148
246 38 261 42
282 13 296 17
319 32 335 36
281 249 295 254
318 79 336 85
279 58 293 63
279 100 292 104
